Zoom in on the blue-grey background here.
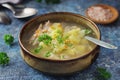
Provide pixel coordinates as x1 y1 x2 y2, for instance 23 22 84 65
0 0 120 80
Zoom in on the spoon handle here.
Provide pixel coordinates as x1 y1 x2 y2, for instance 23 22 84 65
85 36 118 49
2 3 15 14
0 10 11 24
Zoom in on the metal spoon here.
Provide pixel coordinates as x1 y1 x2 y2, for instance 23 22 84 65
1 3 37 18
0 10 11 24
85 36 118 49
0 0 22 4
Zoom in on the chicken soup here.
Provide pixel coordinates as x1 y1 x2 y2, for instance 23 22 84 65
28 21 96 60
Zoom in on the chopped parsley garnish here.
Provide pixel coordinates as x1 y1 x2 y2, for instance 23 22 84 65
95 67 112 80
84 29 92 35
63 36 69 40
56 30 62 34
38 34 52 45
45 51 51 57
0 52 10 65
57 35 63 44
52 44 55 48
67 43 73 47
34 46 43 53
60 55 65 59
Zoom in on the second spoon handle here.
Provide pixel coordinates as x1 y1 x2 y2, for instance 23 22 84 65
2 3 15 14
85 36 117 49
0 10 11 24
0 0 22 4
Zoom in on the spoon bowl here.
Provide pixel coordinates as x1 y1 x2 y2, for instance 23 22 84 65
14 8 37 18
2 3 37 18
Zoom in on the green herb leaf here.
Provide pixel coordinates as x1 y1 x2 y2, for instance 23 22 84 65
38 34 52 45
45 51 51 57
57 35 63 44
60 55 65 59
34 46 43 53
45 0 61 4
36 0 42 3
63 36 69 40
67 43 73 47
0 52 9 65
84 29 92 35
95 67 112 80
56 30 62 34
4 34 14 45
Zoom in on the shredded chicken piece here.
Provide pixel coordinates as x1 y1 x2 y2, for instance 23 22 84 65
29 21 51 45
29 24 42 44
42 20 51 32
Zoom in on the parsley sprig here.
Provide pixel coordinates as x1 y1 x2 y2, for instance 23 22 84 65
94 67 112 80
34 46 43 53
84 29 92 35
57 35 63 44
4 34 14 45
0 52 10 65
45 51 51 57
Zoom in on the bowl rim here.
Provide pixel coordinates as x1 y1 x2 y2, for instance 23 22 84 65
18 12 101 62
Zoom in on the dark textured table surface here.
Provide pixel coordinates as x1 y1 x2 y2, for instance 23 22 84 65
0 0 120 80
